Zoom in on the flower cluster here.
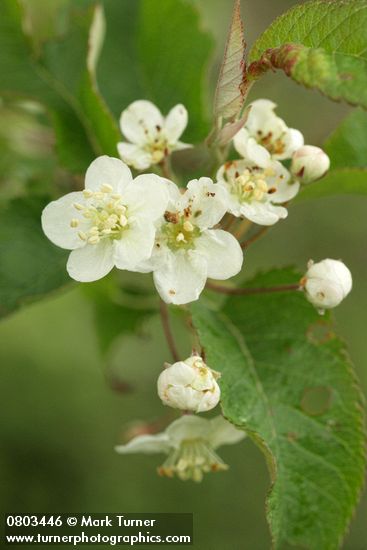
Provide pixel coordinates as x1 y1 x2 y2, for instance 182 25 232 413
41 98 352 482
216 99 329 226
42 98 334 304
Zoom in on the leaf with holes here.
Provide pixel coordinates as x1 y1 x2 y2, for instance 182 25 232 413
247 0 367 108
191 268 365 550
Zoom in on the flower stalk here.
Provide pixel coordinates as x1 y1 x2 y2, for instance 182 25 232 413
159 299 180 363
206 281 300 295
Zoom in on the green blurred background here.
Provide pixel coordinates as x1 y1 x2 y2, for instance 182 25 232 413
0 1 366 549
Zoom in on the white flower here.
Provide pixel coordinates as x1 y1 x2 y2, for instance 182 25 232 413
117 100 191 170
157 355 221 413
137 178 243 304
302 259 352 313
291 145 330 184
216 159 299 226
41 156 169 282
115 415 246 482
233 99 304 166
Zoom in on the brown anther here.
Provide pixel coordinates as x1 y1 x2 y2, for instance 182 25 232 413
164 211 179 224
299 276 307 288
268 187 277 194
169 289 176 296
156 125 161 131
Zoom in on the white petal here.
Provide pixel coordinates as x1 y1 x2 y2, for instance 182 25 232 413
217 184 243 217
185 178 227 229
166 415 211 448
85 155 132 193
233 129 270 167
119 100 163 145
153 249 207 305
164 104 188 143
246 99 277 134
240 202 287 226
115 433 171 455
266 161 299 203
245 137 271 167
305 278 345 309
67 240 114 282
41 192 87 250
124 174 169 221
159 361 196 387
166 181 186 211
272 179 300 203
233 128 250 158
196 229 243 280
117 142 152 170
279 128 304 160
306 259 352 296
208 416 246 450
162 386 204 412
113 220 155 271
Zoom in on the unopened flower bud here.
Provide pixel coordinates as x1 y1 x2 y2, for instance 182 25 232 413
157 356 221 413
302 259 352 313
291 145 330 184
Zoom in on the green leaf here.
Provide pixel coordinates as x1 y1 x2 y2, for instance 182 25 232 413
324 108 367 169
296 107 367 201
296 168 367 202
0 0 119 173
0 197 71 318
191 269 365 550
247 0 367 108
96 0 213 143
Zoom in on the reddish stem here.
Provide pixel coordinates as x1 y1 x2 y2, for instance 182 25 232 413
159 300 180 362
206 281 300 295
241 226 269 248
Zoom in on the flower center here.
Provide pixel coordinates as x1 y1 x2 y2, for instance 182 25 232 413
72 184 129 245
158 439 228 482
145 125 170 164
257 130 286 155
160 211 201 251
224 167 276 204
